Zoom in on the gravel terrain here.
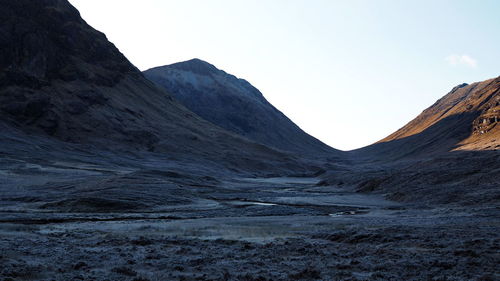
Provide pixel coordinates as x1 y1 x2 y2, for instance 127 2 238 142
1 177 499 281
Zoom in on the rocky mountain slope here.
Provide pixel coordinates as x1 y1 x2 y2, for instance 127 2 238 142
144 59 337 155
0 0 315 175
319 76 500 205
357 77 499 160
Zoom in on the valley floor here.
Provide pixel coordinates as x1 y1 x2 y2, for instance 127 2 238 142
1 177 498 281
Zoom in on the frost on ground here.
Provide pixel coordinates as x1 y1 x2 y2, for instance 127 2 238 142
0 160 499 281
1 196 499 281
1 217 498 281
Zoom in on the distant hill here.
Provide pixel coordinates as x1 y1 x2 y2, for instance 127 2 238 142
144 59 337 155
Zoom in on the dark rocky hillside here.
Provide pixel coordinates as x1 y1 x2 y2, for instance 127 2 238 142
144 59 337 155
0 0 315 175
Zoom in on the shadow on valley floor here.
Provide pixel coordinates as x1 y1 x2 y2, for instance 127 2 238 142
309 112 499 206
321 148 500 206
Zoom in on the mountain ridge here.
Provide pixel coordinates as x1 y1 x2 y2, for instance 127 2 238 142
356 76 499 160
0 0 314 175
144 58 338 155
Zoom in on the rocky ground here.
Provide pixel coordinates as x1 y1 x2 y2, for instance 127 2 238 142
1 176 499 281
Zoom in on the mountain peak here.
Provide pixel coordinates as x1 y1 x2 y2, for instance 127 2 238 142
144 60 337 155
167 58 219 76
450 83 469 93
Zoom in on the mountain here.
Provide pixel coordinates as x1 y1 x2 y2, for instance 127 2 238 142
144 59 337 155
357 77 499 160
318 76 500 205
0 0 312 175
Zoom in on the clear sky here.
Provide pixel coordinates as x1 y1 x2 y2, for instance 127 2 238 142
68 0 500 150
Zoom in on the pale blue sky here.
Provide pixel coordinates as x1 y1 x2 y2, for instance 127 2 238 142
69 0 500 150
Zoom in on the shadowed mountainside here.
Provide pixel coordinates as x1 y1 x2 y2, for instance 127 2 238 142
144 59 337 155
319 116 500 205
0 0 319 175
